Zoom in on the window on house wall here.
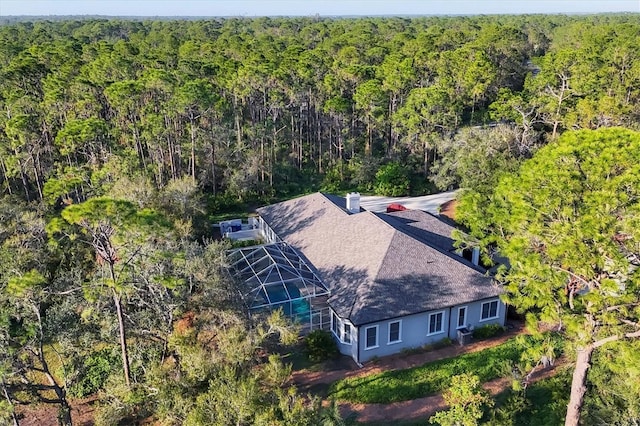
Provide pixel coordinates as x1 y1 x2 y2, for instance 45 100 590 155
457 306 467 329
343 323 351 344
428 311 444 335
480 300 499 321
331 311 339 336
388 320 401 344
365 325 378 349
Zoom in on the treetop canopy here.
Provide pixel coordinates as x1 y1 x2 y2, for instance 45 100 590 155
472 128 640 333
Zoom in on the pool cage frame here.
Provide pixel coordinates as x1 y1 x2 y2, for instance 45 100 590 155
228 241 330 333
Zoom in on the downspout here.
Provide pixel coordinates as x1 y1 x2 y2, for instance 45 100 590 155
503 302 508 327
356 325 362 368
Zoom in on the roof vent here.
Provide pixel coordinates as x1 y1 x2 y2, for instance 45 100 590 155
346 192 361 213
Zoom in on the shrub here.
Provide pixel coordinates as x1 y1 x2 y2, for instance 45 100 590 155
422 337 453 352
230 239 263 249
68 348 120 398
304 330 338 362
374 162 410 196
429 373 493 426
433 337 453 349
472 324 505 340
0 400 14 425
349 155 381 192
94 378 148 426
402 338 453 355
321 162 351 193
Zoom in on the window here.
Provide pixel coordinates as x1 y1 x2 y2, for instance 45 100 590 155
480 300 499 321
331 311 339 336
343 323 351 344
428 311 445 335
457 306 467 329
364 325 378 349
388 320 401 344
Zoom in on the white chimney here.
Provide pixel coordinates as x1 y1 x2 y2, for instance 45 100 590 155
471 247 480 266
346 192 361 213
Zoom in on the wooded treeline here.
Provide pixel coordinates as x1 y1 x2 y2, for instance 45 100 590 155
1 14 639 206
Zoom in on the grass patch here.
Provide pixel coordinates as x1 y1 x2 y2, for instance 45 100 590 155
489 366 571 425
329 336 548 404
205 193 253 226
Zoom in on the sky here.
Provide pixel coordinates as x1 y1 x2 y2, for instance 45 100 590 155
1 0 639 17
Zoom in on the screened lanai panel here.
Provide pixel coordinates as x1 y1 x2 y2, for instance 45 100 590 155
278 268 300 281
248 287 269 307
298 283 314 298
265 283 289 303
251 258 272 273
284 281 302 299
299 270 318 280
245 275 261 289
264 268 283 284
228 242 329 312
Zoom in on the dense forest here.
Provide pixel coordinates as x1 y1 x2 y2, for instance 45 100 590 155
0 14 639 207
0 14 639 425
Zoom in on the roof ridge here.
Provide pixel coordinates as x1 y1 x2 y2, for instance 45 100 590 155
365 209 397 230
363 210 401 286
318 192 352 216
377 211 489 276
345 211 399 321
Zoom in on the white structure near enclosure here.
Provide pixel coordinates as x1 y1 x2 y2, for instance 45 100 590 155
225 192 506 364
219 218 262 241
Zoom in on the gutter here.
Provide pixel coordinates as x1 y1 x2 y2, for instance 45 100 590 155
356 325 362 367
354 293 505 329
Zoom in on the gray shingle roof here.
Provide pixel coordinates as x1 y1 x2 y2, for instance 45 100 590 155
257 193 501 326
379 209 457 252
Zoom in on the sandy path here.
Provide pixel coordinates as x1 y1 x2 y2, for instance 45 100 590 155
292 321 564 423
338 362 563 423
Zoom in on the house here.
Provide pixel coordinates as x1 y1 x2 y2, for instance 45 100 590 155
230 192 505 364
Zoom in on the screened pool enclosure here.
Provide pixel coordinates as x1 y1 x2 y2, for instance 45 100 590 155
228 242 330 332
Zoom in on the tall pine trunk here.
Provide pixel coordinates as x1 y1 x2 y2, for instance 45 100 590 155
110 279 131 387
566 332 640 426
189 118 196 181
0 156 12 195
1 378 19 426
565 345 593 426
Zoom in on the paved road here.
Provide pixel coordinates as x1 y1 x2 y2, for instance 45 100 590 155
359 190 457 214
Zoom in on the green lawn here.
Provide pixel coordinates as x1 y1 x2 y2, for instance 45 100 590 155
357 367 572 426
488 366 571 425
329 337 551 404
